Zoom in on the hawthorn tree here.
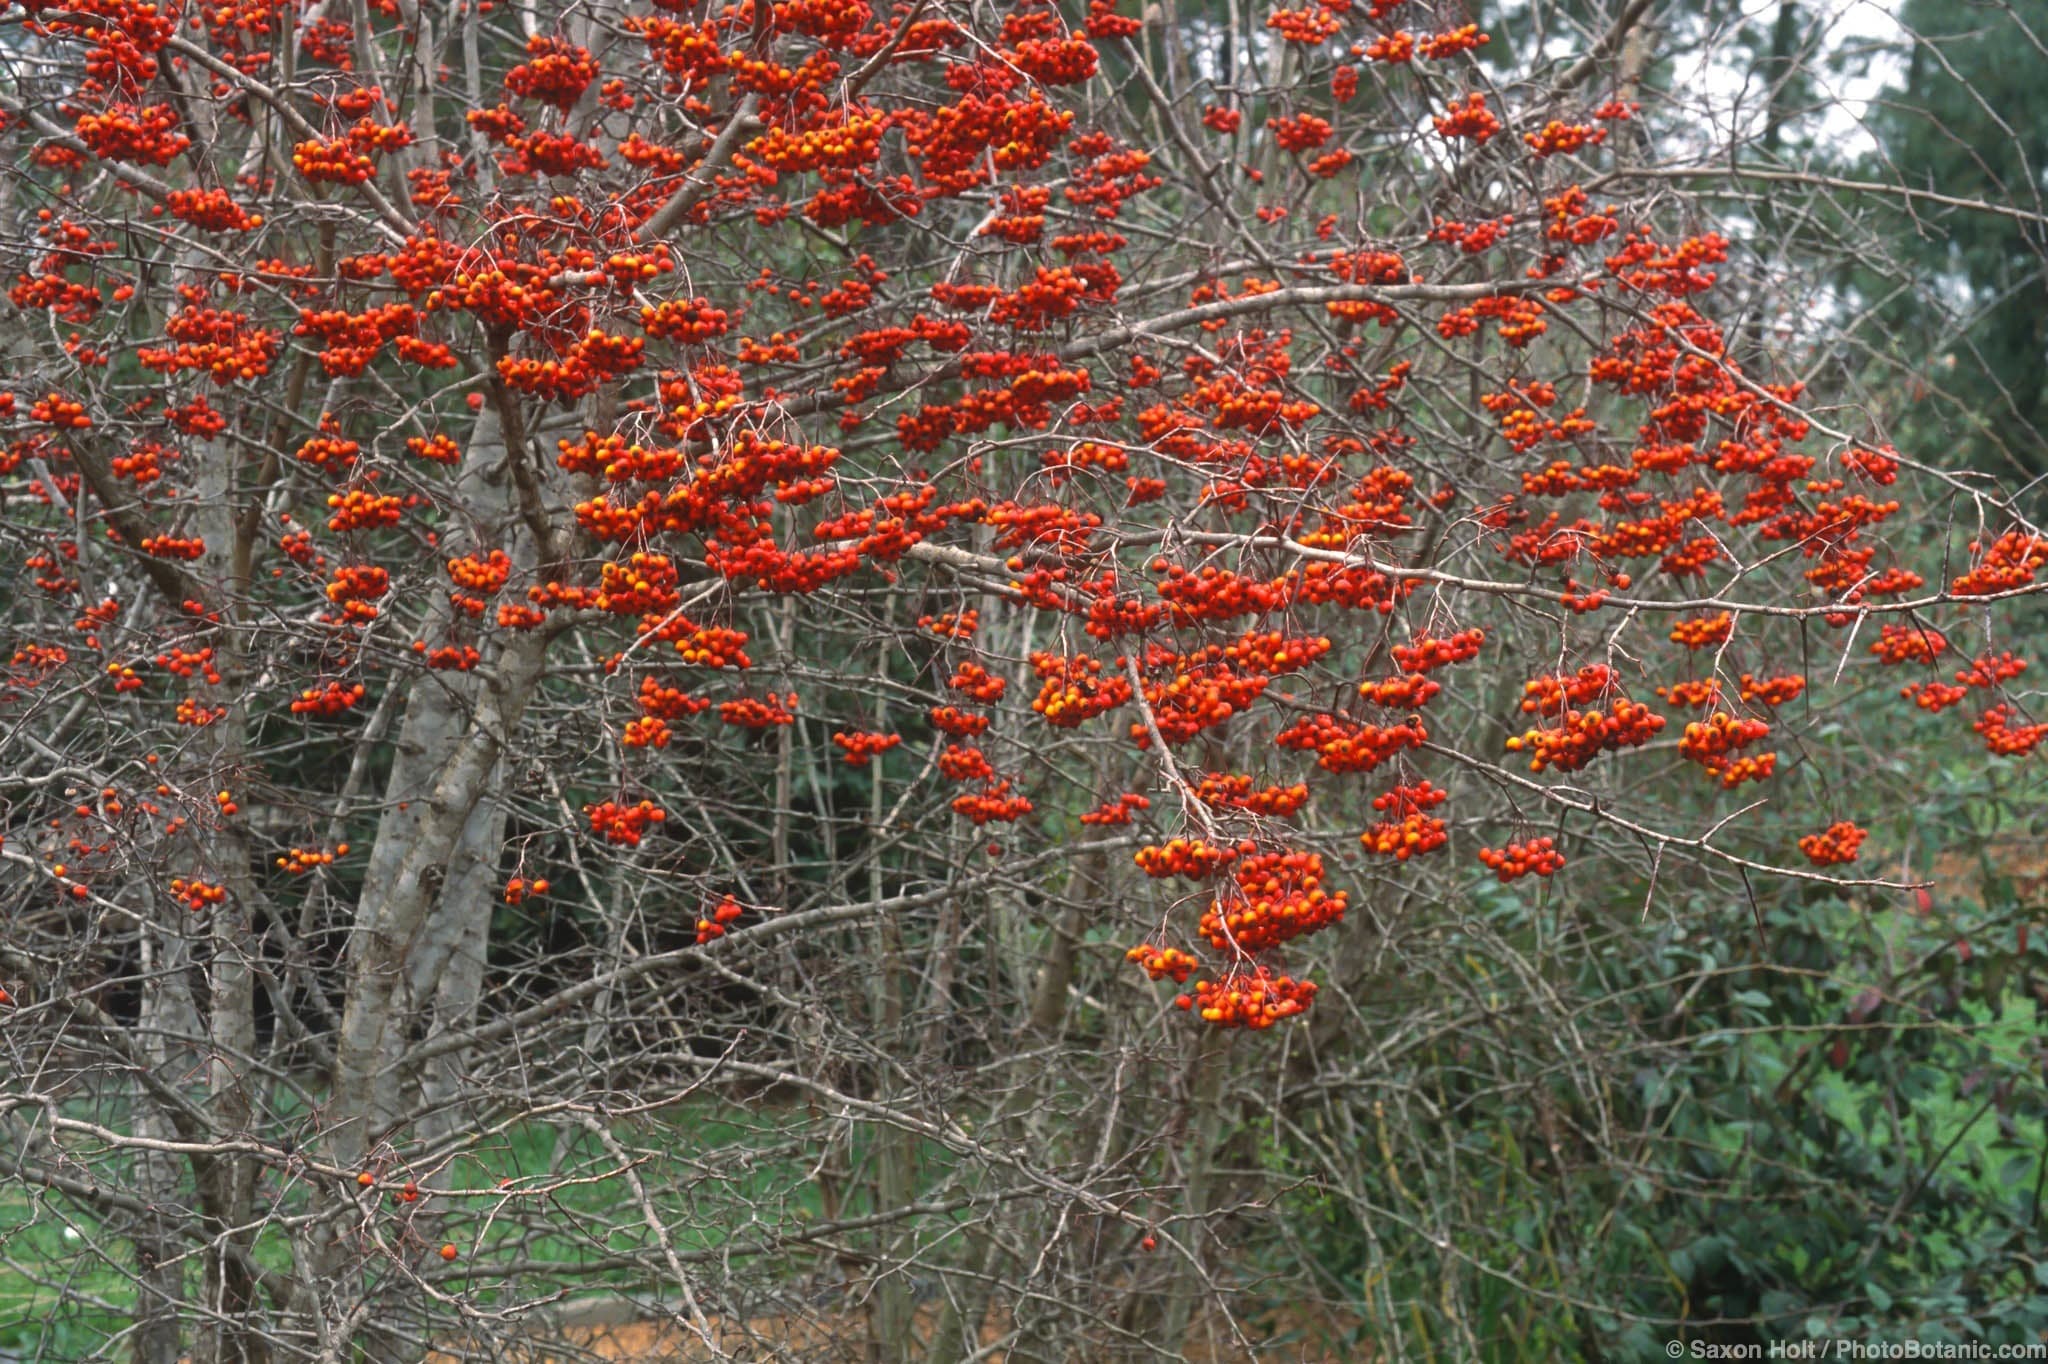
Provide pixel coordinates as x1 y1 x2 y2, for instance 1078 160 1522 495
0 0 2044 1359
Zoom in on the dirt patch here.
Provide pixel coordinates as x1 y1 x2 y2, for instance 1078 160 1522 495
1927 834 2048 906
428 1302 1360 1363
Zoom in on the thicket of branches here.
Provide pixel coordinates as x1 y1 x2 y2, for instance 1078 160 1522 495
2 0 2045 1359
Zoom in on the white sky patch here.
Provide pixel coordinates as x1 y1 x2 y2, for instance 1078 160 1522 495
1660 0 1908 161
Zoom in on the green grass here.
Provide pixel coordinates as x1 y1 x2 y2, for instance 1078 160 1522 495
0 1094 968 1354
0 1184 135 1359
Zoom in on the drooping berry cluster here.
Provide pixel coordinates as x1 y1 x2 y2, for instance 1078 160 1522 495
1126 943 1197 983
291 681 367 715
1678 712 1776 787
1175 967 1317 1030
1081 792 1152 825
1797 822 1866 867
1197 849 1345 953
831 731 903 766
1193 774 1308 818
695 895 746 944
586 800 665 847
1360 781 1449 860
1520 665 1617 715
1029 652 1132 727
502 876 550 904
1507 699 1665 773
1478 837 1566 882
1135 838 1246 880
1975 705 2048 757
1274 713 1428 774
1870 623 1948 666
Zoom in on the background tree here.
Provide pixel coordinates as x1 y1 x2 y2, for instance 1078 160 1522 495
1856 0 2048 486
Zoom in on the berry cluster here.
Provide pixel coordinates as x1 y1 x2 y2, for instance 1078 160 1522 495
176 699 228 727
1975 705 2048 757
407 434 461 464
918 610 980 639
1081 792 1151 825
1870 623 1947 666
502 876 551 904
291 681 367 715
637 677 710 721
1135 837 1245 880
448 551 513 615
1390 629 1485 673
929 705 991 737
1198 848 1345 952
1521 665 1617 715
504 35 599 108
594 553 681 615
1956 652 2027 688
1175 967 1316 1030
1357 673 1442 708
1901 681 1970 713
276 846 347 875
948 661 1007 703
1360 781 1450 860
326 489 404 533
951 781 1033 825
75 103 190 166
1657 678 1722 709
1193 774 1308 818
140 535 206 560
621 716 671 749
1274 712 1427 774
587 800 666 847
695 895 745 944
166 187 262 233
154 646 222 683
1126 943 1197 983
1797 822 1867 867
1266 7 1341 45
1432 93 1502 143
1950 531 2048 597
719 693 797 729
169 878 228 912
1438 294 1547 345
1524 121 1607 157
675 626 752 670
1668 613 1734 650
1128 652 1271 746
1419 25 1491 58
1478 837 1565 882
1266 113 1333 153
326 565 390 622
1029 653 1132 727
939 744 995 782
1507 699 1665 773
1739 673 1807 707
292 137 377 184
1677 712 1774 786
831 731 903 766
